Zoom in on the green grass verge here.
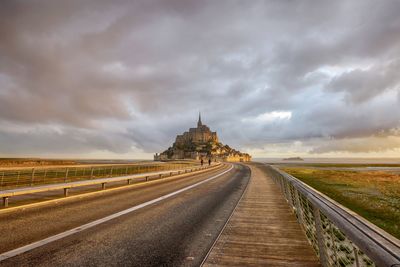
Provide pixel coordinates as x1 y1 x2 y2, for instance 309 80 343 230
281 167 400 240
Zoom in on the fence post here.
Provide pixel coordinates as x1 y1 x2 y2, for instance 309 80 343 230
30 168 35 187
313 207 328 267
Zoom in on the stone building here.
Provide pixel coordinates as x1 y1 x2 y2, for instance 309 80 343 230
154 114 251 162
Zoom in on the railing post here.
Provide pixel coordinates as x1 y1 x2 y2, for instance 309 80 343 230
294 189 304 225
313 206 328 267
286 183 295 209
64 188 69 197
90 167 94 179
353 246 361 267
31 168 35 187
329 221 339 266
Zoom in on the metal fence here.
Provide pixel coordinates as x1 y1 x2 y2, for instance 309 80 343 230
0 162 197 190
266 165 400 267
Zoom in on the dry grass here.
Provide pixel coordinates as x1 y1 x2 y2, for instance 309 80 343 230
281 167 400 239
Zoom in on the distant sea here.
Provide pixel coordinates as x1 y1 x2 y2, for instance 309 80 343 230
253 158 400 164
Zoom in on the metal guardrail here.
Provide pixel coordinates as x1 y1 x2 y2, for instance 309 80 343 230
266 165 400 267
0 162 198 191
0 163 221 208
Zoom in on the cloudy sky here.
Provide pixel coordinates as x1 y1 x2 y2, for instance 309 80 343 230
1 0 400 159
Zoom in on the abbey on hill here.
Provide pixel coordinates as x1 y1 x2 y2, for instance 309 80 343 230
154 114 251 162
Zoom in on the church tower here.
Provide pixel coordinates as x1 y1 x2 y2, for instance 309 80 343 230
197 112 203 127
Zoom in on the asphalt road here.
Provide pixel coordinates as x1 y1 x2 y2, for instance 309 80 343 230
0 163 250 267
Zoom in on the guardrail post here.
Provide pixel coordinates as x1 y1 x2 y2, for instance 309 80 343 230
101 183 106 190
0 172 4 189
2 197 9 208
64 188 69 197
64 168 69 183
313 206 328 267
30 168 35 187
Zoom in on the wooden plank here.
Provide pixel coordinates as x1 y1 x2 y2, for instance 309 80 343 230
203 163 321 267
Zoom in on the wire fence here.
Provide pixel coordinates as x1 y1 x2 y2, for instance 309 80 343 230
0 162 198 190
266 165 400 267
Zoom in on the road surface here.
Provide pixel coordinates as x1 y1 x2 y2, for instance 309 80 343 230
0 163 250 267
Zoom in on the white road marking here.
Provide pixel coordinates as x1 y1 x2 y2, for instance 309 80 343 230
0 165 234 262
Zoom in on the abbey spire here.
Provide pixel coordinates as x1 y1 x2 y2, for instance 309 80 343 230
197 112 203 127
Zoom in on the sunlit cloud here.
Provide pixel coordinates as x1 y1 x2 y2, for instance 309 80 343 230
242 111 292 124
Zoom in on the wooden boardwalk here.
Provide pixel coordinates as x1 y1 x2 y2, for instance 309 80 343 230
203 163 320 267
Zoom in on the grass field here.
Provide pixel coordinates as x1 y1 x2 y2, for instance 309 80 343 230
277 163 400 168
281 166 400 240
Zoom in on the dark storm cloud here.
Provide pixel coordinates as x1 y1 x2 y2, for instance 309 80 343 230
1 0 400 157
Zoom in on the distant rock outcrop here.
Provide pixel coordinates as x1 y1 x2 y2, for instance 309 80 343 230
283 157 304 161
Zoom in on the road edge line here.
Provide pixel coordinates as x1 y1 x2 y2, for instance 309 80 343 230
0 164 224 215
0 164 234 262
